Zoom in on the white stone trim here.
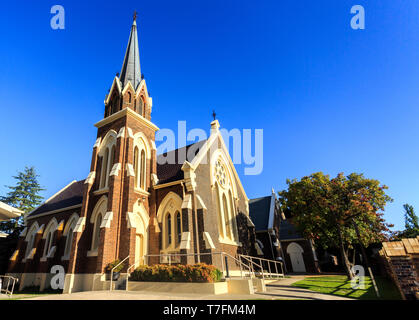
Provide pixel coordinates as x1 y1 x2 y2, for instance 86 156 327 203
179 232 191 250
93 137 101 149
181 194 192 210
127 127 134 139
117 127 125 138
19 227 27 237
100 212 113 228
73 217 86 233
126 163 135 177
196 194 207 210
85 171 96 185
203 232 215 249
110 163 121 176
87 249 98 257
151 173 159 186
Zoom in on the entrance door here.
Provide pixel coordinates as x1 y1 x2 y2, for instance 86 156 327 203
287 242 306 273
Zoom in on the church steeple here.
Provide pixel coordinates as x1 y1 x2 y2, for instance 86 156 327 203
119 12 141 90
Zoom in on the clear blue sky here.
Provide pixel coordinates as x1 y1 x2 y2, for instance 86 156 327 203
1 1 418 231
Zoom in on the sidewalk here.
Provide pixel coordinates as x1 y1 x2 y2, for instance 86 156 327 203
21 277 352 300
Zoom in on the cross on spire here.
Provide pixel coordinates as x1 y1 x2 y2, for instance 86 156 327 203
212 110 216 121
133 10 137 21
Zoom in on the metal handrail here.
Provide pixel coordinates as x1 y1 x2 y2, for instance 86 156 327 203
123 251 254 291
0 275 18 298
109 255 130 291
238 254 284 279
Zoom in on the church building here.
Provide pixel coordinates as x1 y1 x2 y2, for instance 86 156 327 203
7 16 258 293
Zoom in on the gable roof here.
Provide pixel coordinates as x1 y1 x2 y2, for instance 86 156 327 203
157 140 207 185
249 195 273 231
279 219 303 240
28 180 84 218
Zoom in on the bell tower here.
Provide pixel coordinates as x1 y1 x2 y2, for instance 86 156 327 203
65 14 159 292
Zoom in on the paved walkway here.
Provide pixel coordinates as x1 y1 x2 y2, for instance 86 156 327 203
21 277 351 300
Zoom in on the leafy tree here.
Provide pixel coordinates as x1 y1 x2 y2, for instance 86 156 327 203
393 204 419 239
0 166 44 233
278 172 393 279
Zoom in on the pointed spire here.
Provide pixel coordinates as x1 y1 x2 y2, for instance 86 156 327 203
119 13 141 90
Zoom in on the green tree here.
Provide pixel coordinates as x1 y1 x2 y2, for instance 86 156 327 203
394 204 419 239
0 166 44 233
278 172 393 279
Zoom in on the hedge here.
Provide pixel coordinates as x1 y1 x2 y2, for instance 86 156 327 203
129 263 223 283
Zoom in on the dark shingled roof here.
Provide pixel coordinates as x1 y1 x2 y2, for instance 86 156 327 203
249 196 272 231
157 140 207 185
28 180 84 217
279 219 303 240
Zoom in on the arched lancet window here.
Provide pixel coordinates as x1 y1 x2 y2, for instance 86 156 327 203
134 146 139 189
25 224 38 259
111 95 119 114
108 145 116 185
176 211 182 246
140 149 145 189
213 156 239 243
63 216 78 259
100 147 109 189
42 219 57 259
166 213 172 247
92 213 102 251
215 183 224 238
138 97 144 116
222 194 232 240
128 92 132 103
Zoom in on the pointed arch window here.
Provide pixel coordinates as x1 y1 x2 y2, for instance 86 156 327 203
100 148 109 189
176 211 182 245
166 213 172 247
64 223 75 258
140 149 145 189
25 225 38 259
138 98 144 116
128 92 132 103
134 146 139 189
213 156 239 244
92 213 102 251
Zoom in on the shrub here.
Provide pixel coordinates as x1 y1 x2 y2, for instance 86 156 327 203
130 263 222 283
105 259 125 273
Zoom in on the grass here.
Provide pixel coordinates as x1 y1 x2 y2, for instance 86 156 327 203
291 275 402 300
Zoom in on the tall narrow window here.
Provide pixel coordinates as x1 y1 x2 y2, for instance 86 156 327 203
215 184 224 238
166 213 172 247
222 194 232 240
176 211 182 246
92 214 102 250
138 98 144 116
100 148 109 189
140 149 145 189
134 147 139 188
26 233 36 258
108 145 115 183
44 232 52 257
128 92 132 103
64 226 74 257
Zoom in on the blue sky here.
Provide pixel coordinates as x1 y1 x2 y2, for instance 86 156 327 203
1 1 418 231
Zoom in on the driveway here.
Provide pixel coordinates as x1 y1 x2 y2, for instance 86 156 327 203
20 277 351 300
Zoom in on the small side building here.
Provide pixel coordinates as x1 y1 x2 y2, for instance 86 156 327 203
249 190 319 274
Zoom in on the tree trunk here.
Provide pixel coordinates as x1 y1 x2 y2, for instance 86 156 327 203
352 220 380 298
337 224 354 279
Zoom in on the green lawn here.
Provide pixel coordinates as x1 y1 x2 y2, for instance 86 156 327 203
291 275 402 300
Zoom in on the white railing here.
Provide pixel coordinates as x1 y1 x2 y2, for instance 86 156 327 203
108 252 285 291
238 254 284 280
0 275 18 298
109 255 130 291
